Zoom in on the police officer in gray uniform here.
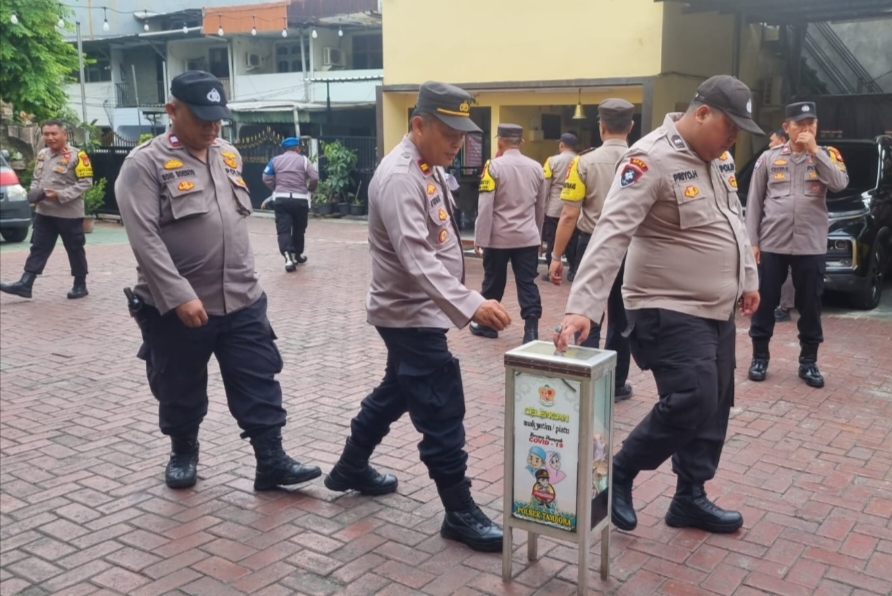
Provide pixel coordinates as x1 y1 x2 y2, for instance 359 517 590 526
116 71 321 491
540 133 578 280
471 123 547 343
746 102 849 388
325 81 511 552
262 137 319 271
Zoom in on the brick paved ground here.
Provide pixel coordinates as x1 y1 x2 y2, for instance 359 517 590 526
1 218 891 596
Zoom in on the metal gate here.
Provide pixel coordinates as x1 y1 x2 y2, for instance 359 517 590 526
233 127 285 209
91 138 138 214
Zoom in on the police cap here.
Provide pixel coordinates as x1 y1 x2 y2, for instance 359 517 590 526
693 75 764 135
784 101 817 122
414 81 482 133
170 70 231 121
496 123 524 140
597 98 635 121
281 137 300 148
559 132 578 148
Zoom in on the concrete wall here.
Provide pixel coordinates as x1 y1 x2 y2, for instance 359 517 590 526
660 2 735 78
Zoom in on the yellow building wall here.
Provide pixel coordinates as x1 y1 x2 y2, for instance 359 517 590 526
381 0 664 85
660 3 735 78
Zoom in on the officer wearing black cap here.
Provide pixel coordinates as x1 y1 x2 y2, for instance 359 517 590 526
541 132 579 280
325 81 510 552
471 122 547 343
115 70 321 491
261 137 319 271
555 75 762 536
745 101 849 388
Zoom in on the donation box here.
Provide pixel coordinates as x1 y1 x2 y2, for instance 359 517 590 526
502 341 615 594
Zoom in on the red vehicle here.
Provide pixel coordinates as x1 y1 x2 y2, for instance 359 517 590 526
0 150 31 243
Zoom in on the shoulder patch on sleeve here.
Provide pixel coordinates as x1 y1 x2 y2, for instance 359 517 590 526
263 159 275 175
479 161 496 192
824 146 847 171
542 157 553 179
74 151 93 179
618 159 646 188
559 156 585 202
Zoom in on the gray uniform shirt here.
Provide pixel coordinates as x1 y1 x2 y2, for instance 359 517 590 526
542 150 576 218
366 136 485 329
560 139 629 234
31 145 92 219
567 113 759 323
745 142 849 255
475 149 547 249
262 151 319 196
115 133 261 316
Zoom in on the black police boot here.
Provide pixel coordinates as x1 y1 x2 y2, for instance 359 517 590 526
747 340 770 382
67 276 88 299
611 459 638 531
324 438 398 495
798 344 825 388
165 431 199 489
437 478 503 552
614 383 633 403
284 253 296 272
293 252 307 265
522 317 538 343
665 479 743 533
251 428 322 491
469 322 498 339
0 272 36 299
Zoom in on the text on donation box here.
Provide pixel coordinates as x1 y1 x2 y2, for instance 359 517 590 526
512 372 580 531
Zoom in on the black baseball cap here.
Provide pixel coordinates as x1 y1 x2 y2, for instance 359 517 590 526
694 75 764 135
170 70 231 121
414 81 482 133
785 101 817 122
560 132 578 147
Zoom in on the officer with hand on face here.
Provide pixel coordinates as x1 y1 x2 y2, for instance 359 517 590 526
746 102 849 388
325 81 510 553
471 123 547 343
540 133 579 281
115 71 321 491
555 75 762 536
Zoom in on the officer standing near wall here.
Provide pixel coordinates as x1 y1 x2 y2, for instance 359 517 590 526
745 102 849 388
551 98 636 402
540 133 578 281
261 137 319 271
555 76 762 534
115 71 321 491
1 120 92 299
325 81 511 552
471 123 547 343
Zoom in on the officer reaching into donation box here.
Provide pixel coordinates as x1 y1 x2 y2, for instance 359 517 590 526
116 70 322 491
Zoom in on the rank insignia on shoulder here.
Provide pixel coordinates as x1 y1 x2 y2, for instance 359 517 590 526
438 208 448 221
168 134 182 147
781 145 791 155
629 157 649 171
720 151 730 161
427 183 437 195
178 180 195 191
438 229 448 243
164 159 184 170
684 185 699 198
417 160 432 176
670 135 686 150
619 164 644 188
728 175 738 189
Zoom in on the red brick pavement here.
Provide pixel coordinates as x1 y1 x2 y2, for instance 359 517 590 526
1 218 891 596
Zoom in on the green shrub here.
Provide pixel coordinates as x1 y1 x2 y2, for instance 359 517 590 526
84 177 107 216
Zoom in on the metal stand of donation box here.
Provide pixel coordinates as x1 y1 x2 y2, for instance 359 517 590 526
502 341 616 595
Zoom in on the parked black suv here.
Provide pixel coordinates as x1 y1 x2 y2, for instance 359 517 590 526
737 136 892 310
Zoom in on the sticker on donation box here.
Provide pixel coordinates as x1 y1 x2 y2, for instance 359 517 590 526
513 372 580 531
589 373 612 528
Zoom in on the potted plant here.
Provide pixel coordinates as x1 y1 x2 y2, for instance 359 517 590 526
349 181 365 216
317 140 358 217
314 179 336 216
82 177 107 233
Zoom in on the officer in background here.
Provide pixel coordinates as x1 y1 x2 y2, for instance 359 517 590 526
115 71 321 491
768 127 789 150
765 128 796 322
551 98 636 402
540 133 578 281
746 102 849 388
261 137 319 272
471 123 547 343
325 81 510 553
0 120 92 299
555 75 762 535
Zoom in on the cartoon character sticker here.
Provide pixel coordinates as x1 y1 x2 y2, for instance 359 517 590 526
546 451 566 484
531 469 557 511
526 446 546 475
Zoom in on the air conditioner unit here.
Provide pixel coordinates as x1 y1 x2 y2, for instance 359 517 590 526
245 53 261 68
323 47 346 67
762 75 783 107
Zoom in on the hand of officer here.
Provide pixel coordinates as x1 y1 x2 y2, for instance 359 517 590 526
472 299 511 331
752 246 761 265
549 258 564 285
176 299 209 327
739 291 760 317
474 245 483 257
797 131 819 155
44 189 58 200
554 314 591 353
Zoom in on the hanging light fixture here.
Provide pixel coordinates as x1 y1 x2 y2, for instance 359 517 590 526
311 28 318 39
572 89 586 120
182 22 188 35
281 16 287 37
251 15 257 36
217 14 224 36
102 8 109 31
143 10 150 32
144 22 149 31
57 14 65 28
10 13 18 24
338 27 343 37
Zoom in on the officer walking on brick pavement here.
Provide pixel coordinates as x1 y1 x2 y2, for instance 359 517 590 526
1 120 92 300
555 75 762 534
746 102 849 388
551 98 637 402
325 81 511 553
260 137 318 272
540 132 578 281
470 123 547 343
115 71 321 491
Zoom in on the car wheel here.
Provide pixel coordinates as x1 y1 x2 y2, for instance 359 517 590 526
0 227 29 243
852 244 886 310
